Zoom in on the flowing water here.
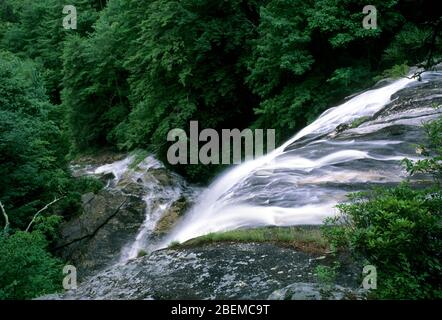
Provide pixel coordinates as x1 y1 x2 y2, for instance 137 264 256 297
70 71 442 255
51 71 442 300
73 155 191 262
164 71 442 245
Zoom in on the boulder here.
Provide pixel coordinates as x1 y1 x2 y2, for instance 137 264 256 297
268 282 367 300
153 197 189 236
143 168 176 187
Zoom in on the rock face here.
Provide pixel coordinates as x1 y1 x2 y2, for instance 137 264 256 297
56 154 195 279
55 190 146 279
153 197 189 236
45 243 362 300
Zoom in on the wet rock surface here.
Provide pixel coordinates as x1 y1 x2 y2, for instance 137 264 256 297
55 190 146 279
56 155 195 279
268 282 367 300
153 197 189 236
47 243 361 300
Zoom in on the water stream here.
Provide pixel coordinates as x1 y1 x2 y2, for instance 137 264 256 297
74 155 190 261
164 72 442 245
72 71 442 254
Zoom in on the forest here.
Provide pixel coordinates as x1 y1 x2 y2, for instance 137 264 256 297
0 0 441 300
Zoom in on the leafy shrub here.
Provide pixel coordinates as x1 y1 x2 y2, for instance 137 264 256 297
325 185 441 299
315 262 340 286
0 231 63 300
168 241 181 249
323 117 442 299
137 250 148 258
402 118 442 181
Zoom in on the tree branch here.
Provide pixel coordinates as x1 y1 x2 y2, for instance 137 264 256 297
407 57 442 81
0 201 10 231
25 196 64 232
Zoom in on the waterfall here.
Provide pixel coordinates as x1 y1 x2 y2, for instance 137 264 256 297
164 71 442 245
75 154 191 262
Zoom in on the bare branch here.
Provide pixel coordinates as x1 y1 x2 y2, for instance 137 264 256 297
406 57 442 81
25 196 64 232
0 201 10 231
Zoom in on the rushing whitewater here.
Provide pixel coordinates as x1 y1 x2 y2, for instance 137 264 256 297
165 71 442 245
72 154 192 261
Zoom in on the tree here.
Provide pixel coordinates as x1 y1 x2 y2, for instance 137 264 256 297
63 0 134 151
0 52 104 299
0 0 101 102
114 0 262 180
0 231 63 300
0 51 95 229
59 0 442 182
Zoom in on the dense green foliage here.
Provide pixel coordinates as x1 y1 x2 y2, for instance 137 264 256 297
0 5 103 297
0 51 101 229
0 0 440 299
324 117 442 299
0 51 67 228
3 0 438 181
0 230 63 299
0 50 103 300
1 0 103 102
62 0 132 149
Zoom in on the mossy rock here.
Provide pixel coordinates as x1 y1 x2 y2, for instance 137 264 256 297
72 151 126 166
153 197 189 235
350 116 370 128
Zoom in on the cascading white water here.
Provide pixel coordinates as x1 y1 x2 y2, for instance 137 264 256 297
119 186 183 261
118 164 185 261
93 156 135 181
78 154 190 261
164 72 441 245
